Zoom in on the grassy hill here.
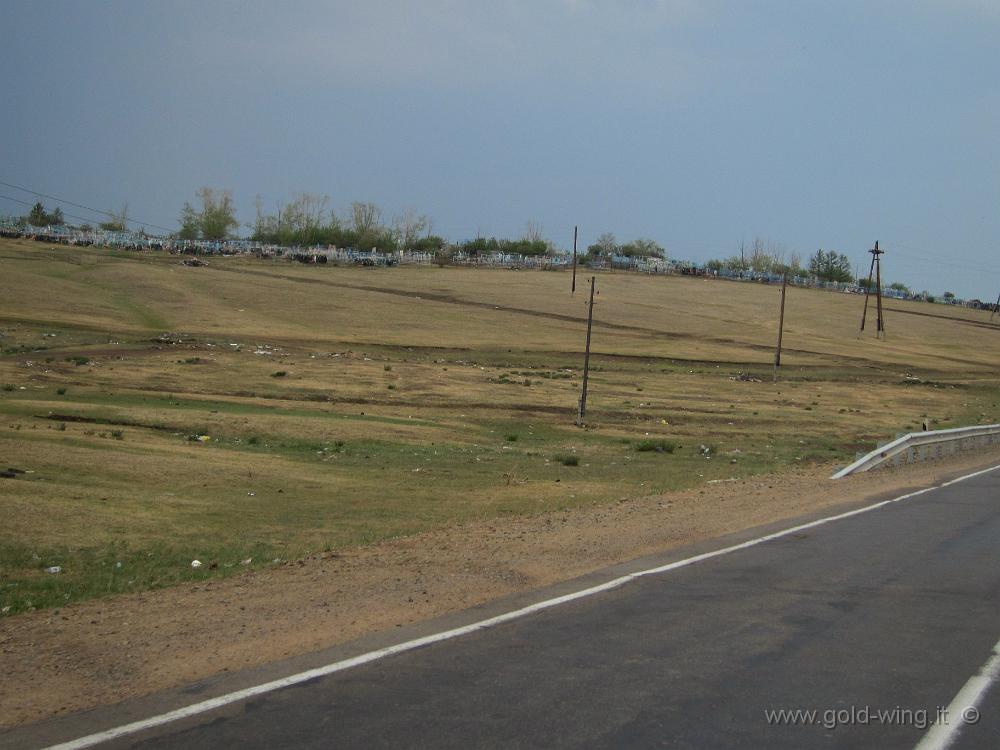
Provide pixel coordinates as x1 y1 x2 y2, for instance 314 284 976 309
2 237 998 614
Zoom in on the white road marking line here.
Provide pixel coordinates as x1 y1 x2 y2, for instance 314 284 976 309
914 638 1000 750
46 464 1000 750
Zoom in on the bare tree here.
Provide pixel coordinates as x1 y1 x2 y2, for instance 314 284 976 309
250 194 266 237
100 202 129 231
393 207 429 250
350 201 382 235
749 236 771 273
523 220 544 243
294 193 330 235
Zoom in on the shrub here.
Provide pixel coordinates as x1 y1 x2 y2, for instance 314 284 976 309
505 434 518 442
66 356 90 366
271 371 287 377
1 384 13 392
557 454 579 466
635 439 676 453
56 387 67 395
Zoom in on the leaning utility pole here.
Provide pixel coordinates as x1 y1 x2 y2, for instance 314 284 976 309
874 242 885 338
991 291 1000 322
571 225 578 294
577 276 596 425
858 252 876 337
774 273 788 382
859 241 886 339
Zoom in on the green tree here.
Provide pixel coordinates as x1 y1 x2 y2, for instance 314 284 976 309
716 255 746 272
412 235 445 253
175 189 239 241
28 202 48 226
197 188 239 241
26 202 64 226
809 249 853 283
619 238 665 258
177 202 200 240
587 232 618 258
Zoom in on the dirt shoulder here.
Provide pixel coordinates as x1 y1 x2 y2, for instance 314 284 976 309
4 450 1000 728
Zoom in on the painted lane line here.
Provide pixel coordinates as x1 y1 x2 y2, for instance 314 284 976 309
914 637 1000 750
47 464 1000 750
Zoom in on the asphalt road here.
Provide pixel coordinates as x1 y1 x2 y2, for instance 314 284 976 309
18 467 1000 749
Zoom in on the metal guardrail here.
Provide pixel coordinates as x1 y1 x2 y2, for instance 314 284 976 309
831 423 1000 479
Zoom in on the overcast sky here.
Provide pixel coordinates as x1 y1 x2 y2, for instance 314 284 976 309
2 0 998 299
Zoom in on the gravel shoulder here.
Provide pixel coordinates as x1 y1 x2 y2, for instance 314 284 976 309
3 449 1000 728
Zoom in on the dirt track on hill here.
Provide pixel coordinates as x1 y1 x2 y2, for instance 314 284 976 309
3 448 1000 728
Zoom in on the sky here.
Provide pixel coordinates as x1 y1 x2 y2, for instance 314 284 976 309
2 0 998 300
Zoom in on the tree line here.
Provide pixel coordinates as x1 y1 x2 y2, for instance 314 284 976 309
586 232 666 259
176 189 572 257
702 238 926 294
17 201 130 232
11 193 926 296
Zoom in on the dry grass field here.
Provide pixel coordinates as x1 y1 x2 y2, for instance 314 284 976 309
2 237 999 616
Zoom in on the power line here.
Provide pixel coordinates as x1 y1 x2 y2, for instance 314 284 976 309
0 179 174 233
888 242 1000 277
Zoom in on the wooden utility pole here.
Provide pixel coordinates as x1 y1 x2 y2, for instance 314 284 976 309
874 242 885 338
859 241 886 339
991 291 1000 322
571 225 578 294
859 254 876 337
577 276 596 425
774 273 787 382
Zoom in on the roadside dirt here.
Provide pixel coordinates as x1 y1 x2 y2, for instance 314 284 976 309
3 449 1000 728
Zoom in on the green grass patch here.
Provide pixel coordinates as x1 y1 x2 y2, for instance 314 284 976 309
0 540 280 616
635 439 676 453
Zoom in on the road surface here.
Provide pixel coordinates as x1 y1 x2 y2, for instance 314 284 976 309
10 465 1000 749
